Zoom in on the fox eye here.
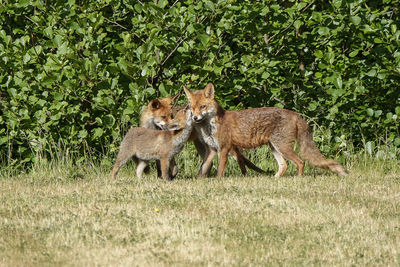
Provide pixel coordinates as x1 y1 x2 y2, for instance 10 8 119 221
161 116 167 120
200 105 206 110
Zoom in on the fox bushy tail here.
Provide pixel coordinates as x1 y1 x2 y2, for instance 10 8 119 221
243 157 268 174
296 118 348 176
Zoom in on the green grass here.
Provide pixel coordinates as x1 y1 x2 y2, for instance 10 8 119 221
1 146 399 266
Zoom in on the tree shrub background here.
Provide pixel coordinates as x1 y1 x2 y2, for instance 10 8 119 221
1 0 399 166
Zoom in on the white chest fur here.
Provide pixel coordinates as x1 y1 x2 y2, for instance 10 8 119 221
197 117 219 150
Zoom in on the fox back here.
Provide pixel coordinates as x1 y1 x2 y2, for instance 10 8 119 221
118 128 173 161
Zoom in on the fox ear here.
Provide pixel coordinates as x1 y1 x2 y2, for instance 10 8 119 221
183 86 192 99
150 99 161 110
204 83 214 99
170 94 179 103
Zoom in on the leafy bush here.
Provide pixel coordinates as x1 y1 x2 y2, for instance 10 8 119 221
1 0 399 167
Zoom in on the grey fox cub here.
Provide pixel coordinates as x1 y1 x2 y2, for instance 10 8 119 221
111 107 193 180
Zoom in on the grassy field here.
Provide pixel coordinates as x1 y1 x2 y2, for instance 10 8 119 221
0 147 399 266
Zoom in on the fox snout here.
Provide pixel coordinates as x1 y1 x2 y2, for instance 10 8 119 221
192 115 204 123
167 122 179 131
154 120 167 130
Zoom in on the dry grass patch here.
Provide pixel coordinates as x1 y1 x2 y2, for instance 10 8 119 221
0 160 399 266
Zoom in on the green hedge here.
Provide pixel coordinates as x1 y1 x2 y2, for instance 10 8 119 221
1 0 399 166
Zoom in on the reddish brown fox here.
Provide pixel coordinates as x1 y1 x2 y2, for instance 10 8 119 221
140 96 267 176
112 108 193 180
184 83 348 178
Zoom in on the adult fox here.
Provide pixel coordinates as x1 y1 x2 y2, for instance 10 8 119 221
140 95 267 176
183 83 348 178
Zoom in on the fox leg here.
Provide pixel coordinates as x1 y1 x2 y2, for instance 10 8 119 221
198 148 217 177
194 139 213 176
217 147 230 177
230 147 247 175
160 157 171 180
136 160 148 179
156 159 177 178
269 143 288 177
270 141 304 176
155 160 162 178
111 151 135 179
111 162 121 179
170 158 178 178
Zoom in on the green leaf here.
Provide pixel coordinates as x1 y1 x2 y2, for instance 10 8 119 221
146 87 155 95
57 42 69 55
0 136 9 145
37 99 46 106
157 0 168 8
297 2 307 10
92 128 104 139
78 130 88 139
334 75 342 89
314 50 323 59
308 101 318 111
262 72 270 79
53 35 63 46
349 50 358 57
198 34 210 47
350 16 361 25
318 27 330 36
394 137 400 146
391 24 397 34
103 115 116 127
159 83 168 96
260 7 269 16
213 65 224 75
53 93 63 101
293 20 303 30
366 69 377 77
18 0 30 7
134 3 142 13
333 0 342 8
123 106 135 115
366 108 374 117
8 88 17 98
204 1 215 11
23 53 31 64
187 24 195 34
386 112 393 120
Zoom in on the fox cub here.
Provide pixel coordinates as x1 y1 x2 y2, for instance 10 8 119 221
111 107 193 180
184 83 348 178
140 96 180 177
